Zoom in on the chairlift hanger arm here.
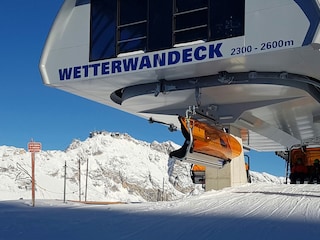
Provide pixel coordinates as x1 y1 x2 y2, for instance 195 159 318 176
148 117 177 132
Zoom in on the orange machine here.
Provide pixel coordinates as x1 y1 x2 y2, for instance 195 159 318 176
288 147 320 184
191 164 206 184
290 147 320 166
170 116 242 168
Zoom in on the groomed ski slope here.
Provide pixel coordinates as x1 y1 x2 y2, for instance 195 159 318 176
1 183 320 240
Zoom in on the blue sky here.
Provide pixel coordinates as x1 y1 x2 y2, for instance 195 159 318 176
0 1 286 176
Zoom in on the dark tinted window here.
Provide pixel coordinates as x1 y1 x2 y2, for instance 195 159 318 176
90 0 117 61
119 0 147 25
90 0 245 61
118 23 147 54
148 0 172 51
209 0 245 41
176 0 208 12
174 0 208 44
118 0 147 54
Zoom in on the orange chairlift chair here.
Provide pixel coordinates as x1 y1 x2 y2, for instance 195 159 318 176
191 164 206 184
170 115 242 168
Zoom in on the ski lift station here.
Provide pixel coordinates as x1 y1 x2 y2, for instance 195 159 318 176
40 0 320 190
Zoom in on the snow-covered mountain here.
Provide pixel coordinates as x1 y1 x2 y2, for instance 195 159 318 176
0 131 285 202
0 131 201 202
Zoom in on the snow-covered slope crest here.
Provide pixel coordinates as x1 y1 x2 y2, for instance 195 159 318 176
0 132 197 202
250 171 286 184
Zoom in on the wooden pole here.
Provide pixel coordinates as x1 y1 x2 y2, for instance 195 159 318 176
28 140 41 207
31 152 35 207
63 161 67 203
85 157 89 202
78 159 81 201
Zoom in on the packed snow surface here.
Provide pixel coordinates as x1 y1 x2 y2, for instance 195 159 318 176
1 183 320 240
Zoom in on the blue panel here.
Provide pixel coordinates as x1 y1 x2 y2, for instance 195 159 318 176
294 0 320 45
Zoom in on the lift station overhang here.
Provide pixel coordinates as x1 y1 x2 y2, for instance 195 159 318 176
40 0 320 152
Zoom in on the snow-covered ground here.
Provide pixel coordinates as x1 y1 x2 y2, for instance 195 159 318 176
1 131 319 239
1 183 320 240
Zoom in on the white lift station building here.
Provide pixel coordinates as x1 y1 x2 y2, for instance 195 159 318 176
40 0 320 190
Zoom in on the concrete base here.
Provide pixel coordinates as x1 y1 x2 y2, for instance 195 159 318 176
205 136 248 191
